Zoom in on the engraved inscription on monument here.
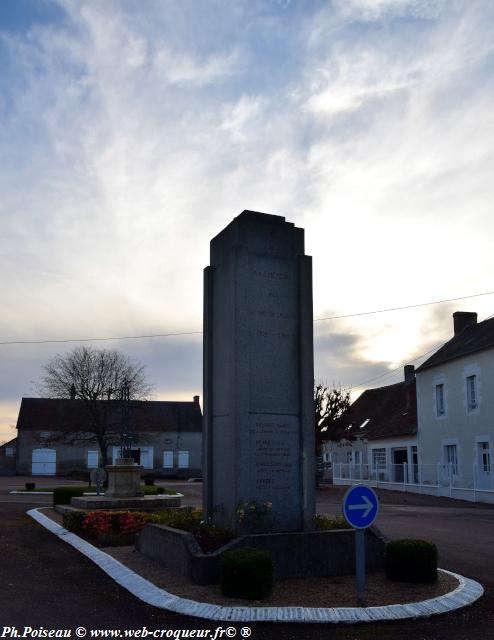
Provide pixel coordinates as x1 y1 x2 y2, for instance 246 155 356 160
203 211 315 533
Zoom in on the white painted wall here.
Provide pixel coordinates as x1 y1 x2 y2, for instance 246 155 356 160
417 348 494 489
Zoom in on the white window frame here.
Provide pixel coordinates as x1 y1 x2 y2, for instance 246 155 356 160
178 450 189 469
372 448 386 469
435 383 445 417
467 375 477 410
163 450 174 469
432 374 447 419
463 363 481 415
444 443 458 475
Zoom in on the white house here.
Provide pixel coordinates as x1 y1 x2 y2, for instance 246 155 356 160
323 365 418 487
416 311 494 501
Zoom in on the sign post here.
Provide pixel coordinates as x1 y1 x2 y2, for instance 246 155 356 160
343 484 379 605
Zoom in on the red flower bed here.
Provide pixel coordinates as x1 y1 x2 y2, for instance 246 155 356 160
82 510 147 546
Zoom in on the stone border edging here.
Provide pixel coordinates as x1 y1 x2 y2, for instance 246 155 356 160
27 508 484 624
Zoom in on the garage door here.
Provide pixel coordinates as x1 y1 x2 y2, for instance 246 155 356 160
32 448 56 475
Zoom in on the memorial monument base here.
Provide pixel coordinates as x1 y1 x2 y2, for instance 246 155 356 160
61 493 182 513
105 457 143 498
136 524 387 585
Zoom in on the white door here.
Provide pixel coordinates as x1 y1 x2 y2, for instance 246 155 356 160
139 447 154 470
32 449 56 475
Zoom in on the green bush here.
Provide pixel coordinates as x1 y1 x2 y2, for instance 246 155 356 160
313 515 349 530
156 487 165 494
53 487 85 506
63 510 86 533
143 474 155 486
194 522 235 553
385 539 438 583
154 507 203 532
221 548 274 600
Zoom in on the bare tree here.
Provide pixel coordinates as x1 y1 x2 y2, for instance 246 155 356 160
314 382 351 455
38 346 152 467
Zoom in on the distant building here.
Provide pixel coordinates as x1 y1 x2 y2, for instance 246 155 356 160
416 311 494 494
323 366 418 485
13 396 202 477
0 438 17 475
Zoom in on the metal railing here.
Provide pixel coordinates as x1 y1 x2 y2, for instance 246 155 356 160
331 462 494 503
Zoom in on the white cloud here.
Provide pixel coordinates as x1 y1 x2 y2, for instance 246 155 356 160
1 0 494 421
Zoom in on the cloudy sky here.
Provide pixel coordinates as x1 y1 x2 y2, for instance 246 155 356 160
1 0 493 443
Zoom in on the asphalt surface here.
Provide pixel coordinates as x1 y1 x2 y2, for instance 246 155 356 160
1 477 494 639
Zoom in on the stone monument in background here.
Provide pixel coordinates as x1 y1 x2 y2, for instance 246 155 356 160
203 211 315 533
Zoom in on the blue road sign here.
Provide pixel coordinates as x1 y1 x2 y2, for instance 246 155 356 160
343 485 379 529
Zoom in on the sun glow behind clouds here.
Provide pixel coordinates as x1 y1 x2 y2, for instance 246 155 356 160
1 0 494 440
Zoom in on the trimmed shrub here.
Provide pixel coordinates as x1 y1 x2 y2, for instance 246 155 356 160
385 539 438 583
221 548 274 600
194 523 235 553
156 487 165 494
25 482 35 491
313 515 349 530
53 487 85 506
155 507 203 532
63 510 86 533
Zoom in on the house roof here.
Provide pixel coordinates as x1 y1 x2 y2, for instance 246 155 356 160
0 437 17 449
325 380 416 442
416 316 494 372
16 398 202 433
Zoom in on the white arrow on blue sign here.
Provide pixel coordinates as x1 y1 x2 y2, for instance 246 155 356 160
343 485 379 529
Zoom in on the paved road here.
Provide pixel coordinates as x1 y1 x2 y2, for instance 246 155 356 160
1 478 494 639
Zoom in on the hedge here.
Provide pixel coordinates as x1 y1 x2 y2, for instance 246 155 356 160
385 539 438 583
221 548 274 600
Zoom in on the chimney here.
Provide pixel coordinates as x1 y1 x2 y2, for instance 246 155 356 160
70 383 76 400
453 311 477 336
193 395 200 406
404 365 415 384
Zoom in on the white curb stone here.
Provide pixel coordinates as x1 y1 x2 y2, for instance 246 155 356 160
27 507 484 624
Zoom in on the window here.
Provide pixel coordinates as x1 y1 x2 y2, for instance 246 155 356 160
479 442 491 473
372 448 386 469
87 450 99 468
163 451 173 469
5 447 14 457
435 384 445 417
178 450 189 469
346 451 352 463
354 450 361 465
444 444 458 475
466 375 478 411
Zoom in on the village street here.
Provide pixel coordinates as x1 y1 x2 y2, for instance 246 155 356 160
1 478 493 640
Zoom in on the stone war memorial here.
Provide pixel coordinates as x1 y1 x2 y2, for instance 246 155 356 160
138 210 385 583
203 210 315 533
